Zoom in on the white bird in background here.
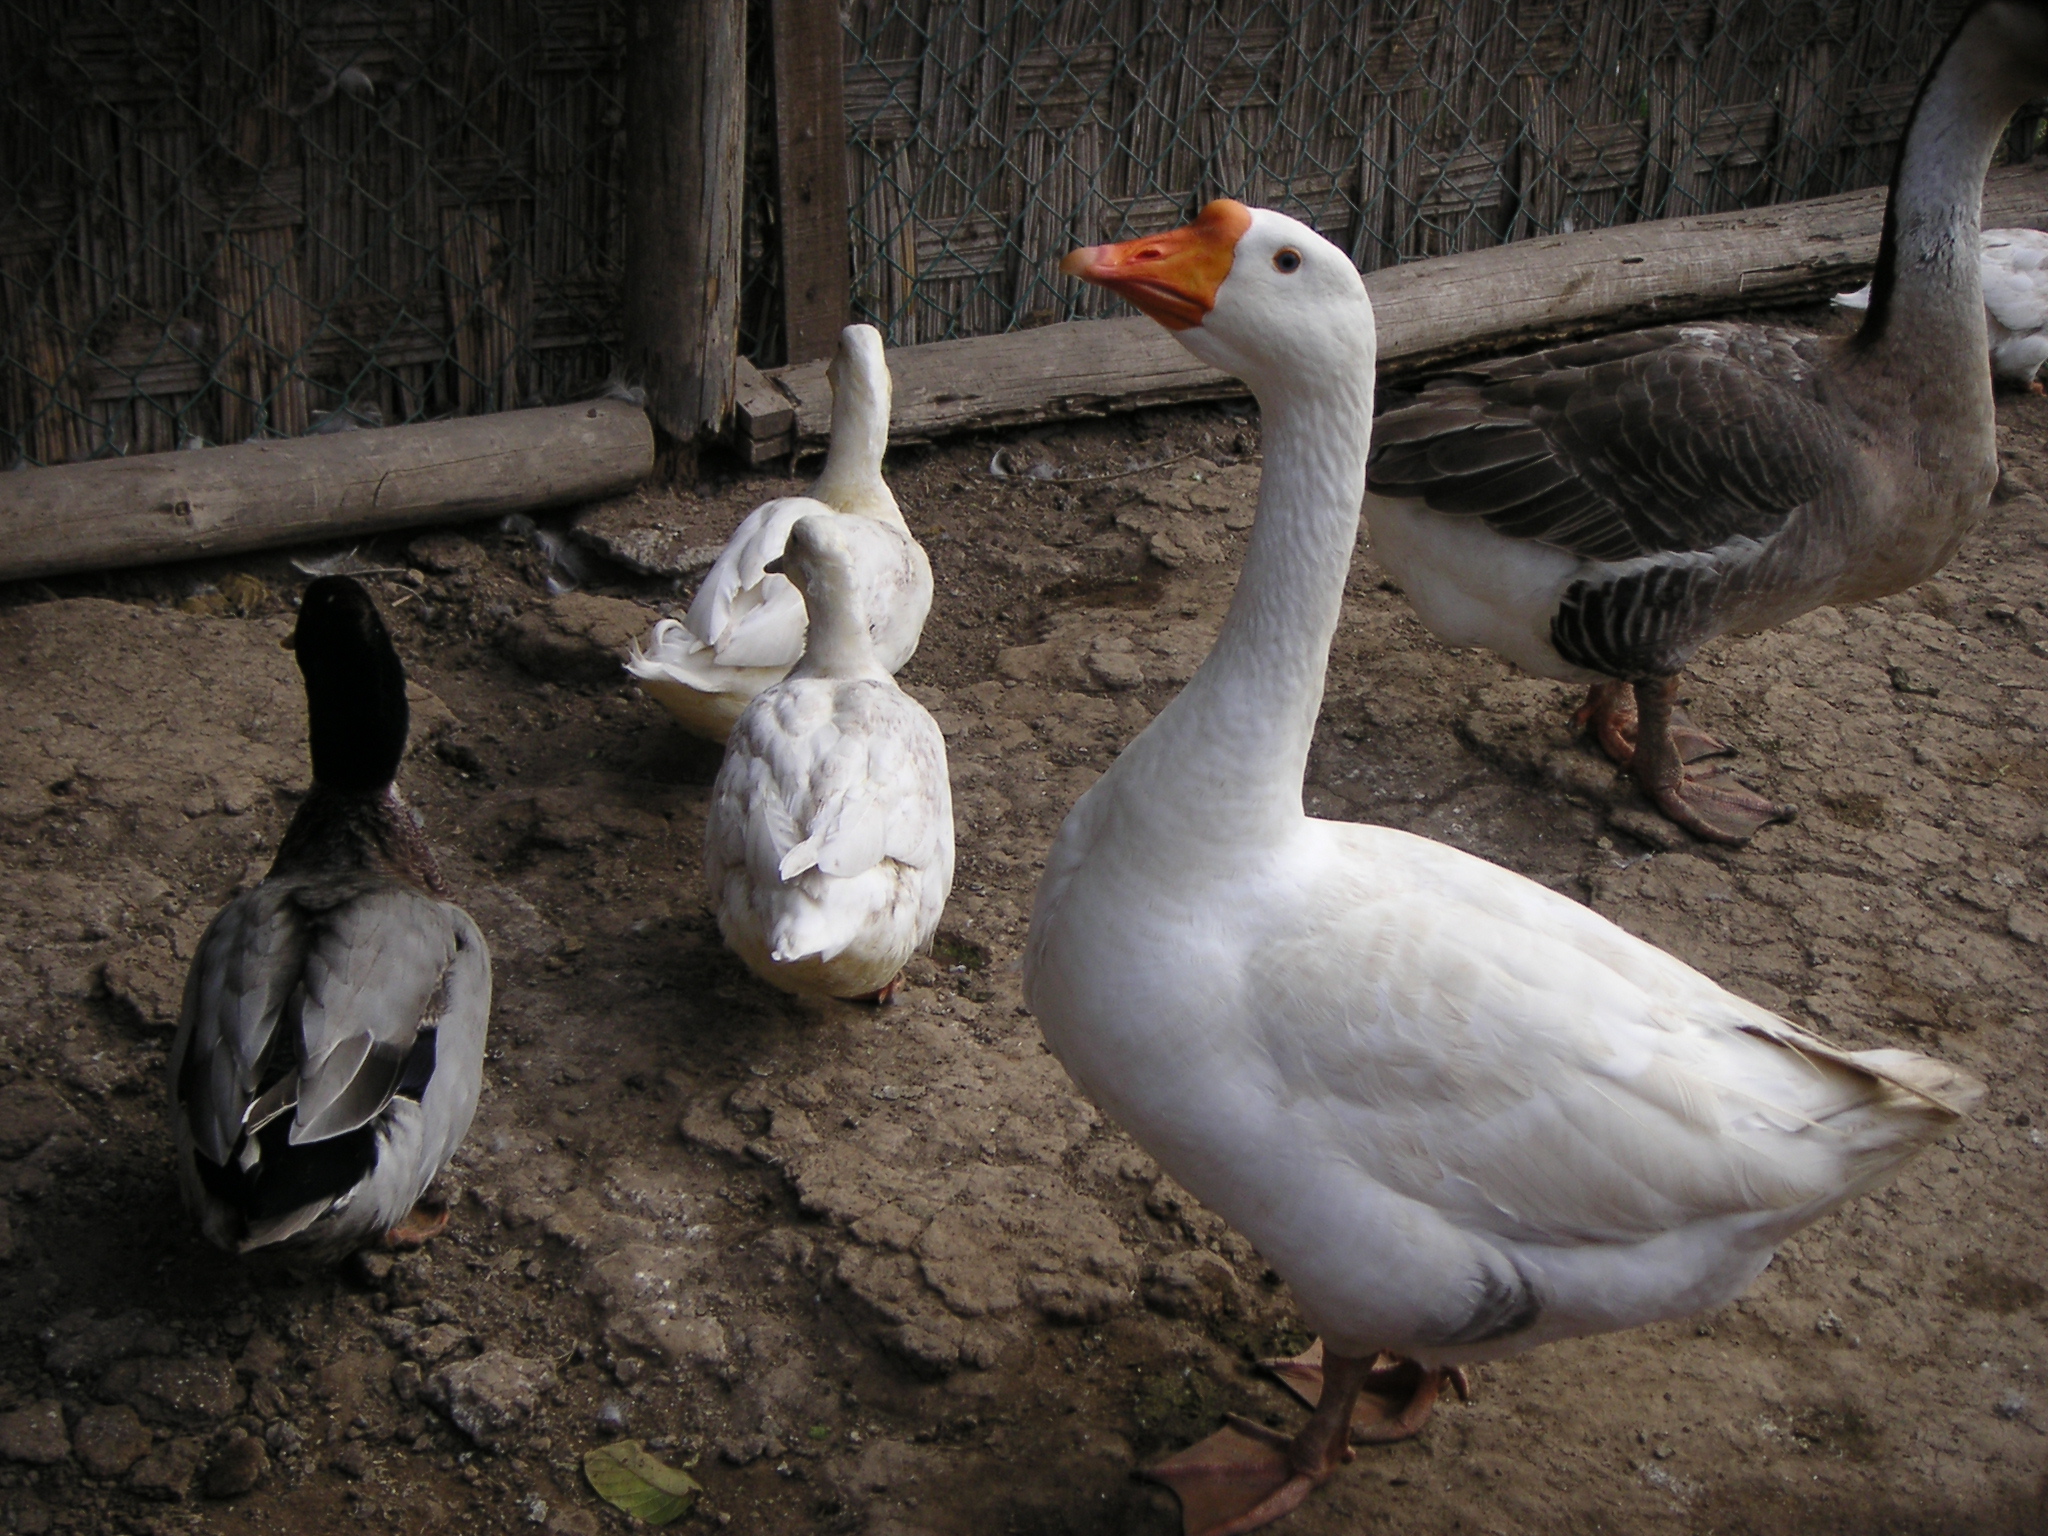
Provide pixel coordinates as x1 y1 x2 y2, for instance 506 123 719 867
627 325 933 742
705 514 954 1002
1836 227 2048 391
1030 197 1983 1536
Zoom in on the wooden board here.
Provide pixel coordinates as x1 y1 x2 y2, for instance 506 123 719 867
0 400 653 582
771 0 852 365
738 162 2048 455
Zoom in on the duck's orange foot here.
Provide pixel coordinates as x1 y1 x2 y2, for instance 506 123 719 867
853 973 905 1006
1574 680 1732 768
379 1199 450 1249
1260 1339 1470 1444
1141 1421 1341 1536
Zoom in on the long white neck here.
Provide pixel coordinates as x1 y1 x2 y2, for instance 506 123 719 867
809 372 903 525
788 572 886 682
1855 9 2036 372
1101 362 1375 846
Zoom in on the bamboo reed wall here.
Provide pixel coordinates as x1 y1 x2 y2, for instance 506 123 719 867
1 0 629 468
1 0 2026 467
843 0 1989 344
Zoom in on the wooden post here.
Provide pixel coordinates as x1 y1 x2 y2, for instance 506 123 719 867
622 0 746 473
770 0 852 365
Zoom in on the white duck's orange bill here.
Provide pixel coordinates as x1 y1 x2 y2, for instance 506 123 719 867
1060 199 1252 331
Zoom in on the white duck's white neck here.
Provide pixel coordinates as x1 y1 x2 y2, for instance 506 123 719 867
1104 364 1374 845
809 377 903 526
788 573 887 682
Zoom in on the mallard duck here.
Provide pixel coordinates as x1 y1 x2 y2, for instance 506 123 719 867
1837 227 2048 391
627 325 933 742
1031 198 1983 1536
1362 1 2048 845
705 514 954 1000
168 576 490 1258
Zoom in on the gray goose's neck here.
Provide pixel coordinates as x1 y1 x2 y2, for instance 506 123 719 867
1107 370 1374 845
1855 7 2037 366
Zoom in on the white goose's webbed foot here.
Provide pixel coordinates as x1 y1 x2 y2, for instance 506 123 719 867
1261 1338 1471 1443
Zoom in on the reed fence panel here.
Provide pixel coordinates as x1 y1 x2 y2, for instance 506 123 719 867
4 0 2036 466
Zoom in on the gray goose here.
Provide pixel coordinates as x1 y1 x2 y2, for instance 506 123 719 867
169 576 491 1258
1364 0 2048 844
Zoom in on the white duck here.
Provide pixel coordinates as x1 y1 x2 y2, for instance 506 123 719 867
1364 1 2048 845
170 577 491 1258
705 514 954 1001
1836 227 2048 390
1029 200 1982 1536
628 324 933 742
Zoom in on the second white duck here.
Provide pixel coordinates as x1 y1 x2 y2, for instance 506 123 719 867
705 514 954 1001
628 324 934 741
1837 227 2048 390
1031 200 1983 1536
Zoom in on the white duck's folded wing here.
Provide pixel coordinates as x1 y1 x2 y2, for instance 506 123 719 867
1266 830 1978 1251
1979 229 2048 336
684 496 821 668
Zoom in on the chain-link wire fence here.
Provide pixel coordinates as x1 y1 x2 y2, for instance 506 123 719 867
842 0 2001 346
5 2 2037 467
2 0 628 469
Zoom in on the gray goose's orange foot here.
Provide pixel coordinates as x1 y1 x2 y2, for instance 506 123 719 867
1573 679 1735 769
1261 1338 1471 1443
1143 1350 1400 1536
379 1198 451 1250
1627 677 1794 846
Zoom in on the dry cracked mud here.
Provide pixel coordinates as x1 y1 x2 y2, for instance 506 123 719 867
0 310 2043 1536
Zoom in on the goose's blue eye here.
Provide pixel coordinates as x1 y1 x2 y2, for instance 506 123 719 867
1273 249 1302 274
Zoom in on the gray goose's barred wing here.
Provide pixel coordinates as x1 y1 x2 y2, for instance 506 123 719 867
1368 325 1847 566
172 876 476 1244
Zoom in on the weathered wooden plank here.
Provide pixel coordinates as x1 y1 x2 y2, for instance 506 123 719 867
739 162 2048 454
732 356 797 465
0 399 653 582
770 0 852 364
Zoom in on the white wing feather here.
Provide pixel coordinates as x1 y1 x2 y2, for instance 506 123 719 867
1261 825 1973 1250
708 676 954 984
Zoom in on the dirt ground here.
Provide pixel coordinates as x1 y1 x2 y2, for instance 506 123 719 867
0 309 2044 1536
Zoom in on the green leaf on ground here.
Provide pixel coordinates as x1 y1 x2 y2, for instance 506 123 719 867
582 1439 701 1526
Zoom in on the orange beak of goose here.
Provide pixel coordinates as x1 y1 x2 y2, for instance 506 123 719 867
1060 199 1252 331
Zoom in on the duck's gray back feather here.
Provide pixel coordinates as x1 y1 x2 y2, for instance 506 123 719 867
170 873 490 1254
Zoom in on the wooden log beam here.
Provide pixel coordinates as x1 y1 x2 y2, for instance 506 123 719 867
0 400 653 583
770 0 851 365
734 161 2048 460
622 0 747 465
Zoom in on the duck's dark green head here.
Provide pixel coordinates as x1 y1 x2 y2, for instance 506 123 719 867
291 576 408 793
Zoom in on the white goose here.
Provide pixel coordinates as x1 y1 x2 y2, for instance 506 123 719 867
1364 0 2048 844
627 324 933 742
705 514 954 1001
1836 226 2048 390
1029 201 1982 1536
